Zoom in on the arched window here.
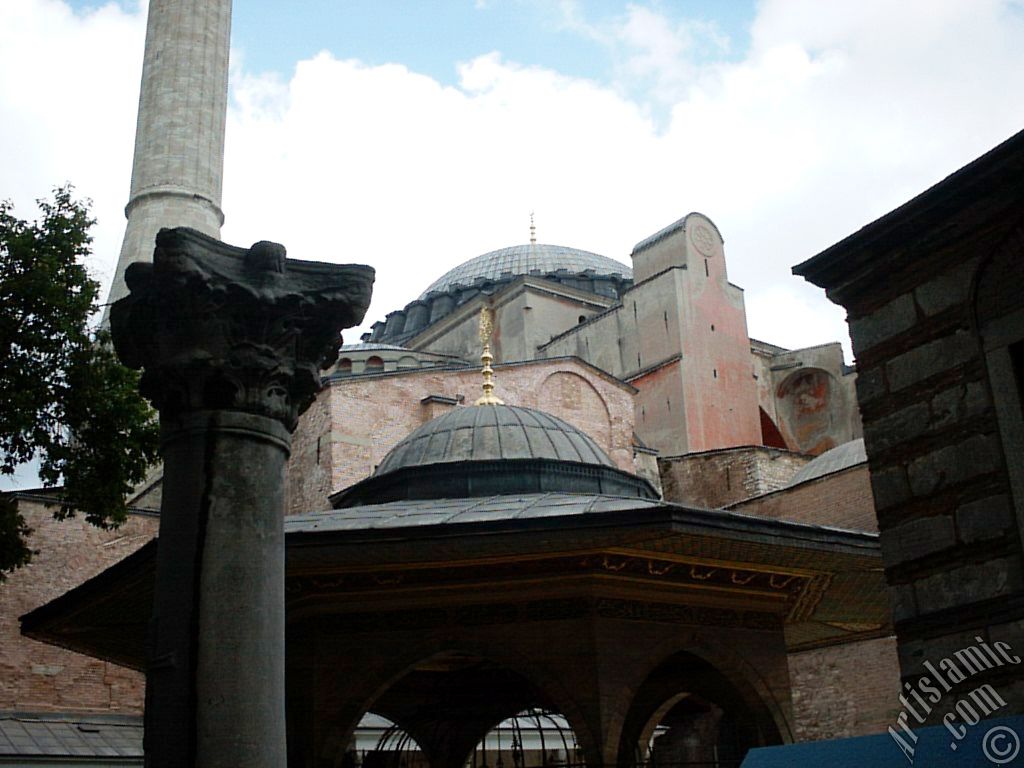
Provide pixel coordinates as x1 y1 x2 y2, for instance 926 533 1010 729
336 358 352 376
364 356 384 373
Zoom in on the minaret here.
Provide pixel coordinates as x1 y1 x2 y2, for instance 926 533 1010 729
104 0 232 313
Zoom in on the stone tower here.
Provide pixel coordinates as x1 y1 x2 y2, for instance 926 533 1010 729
105 0 232 312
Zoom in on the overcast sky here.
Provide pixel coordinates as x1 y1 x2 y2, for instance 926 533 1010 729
3 0 1024 360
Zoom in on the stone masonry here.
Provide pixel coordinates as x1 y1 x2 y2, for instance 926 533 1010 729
787 636 901 742
659 446 811 509
795 127 1024 719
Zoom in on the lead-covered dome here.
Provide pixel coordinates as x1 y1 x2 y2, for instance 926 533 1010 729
331 404 658 507
419 244 632 299
377 404 616 473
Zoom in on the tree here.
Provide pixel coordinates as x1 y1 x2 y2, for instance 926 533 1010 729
0 187 160 580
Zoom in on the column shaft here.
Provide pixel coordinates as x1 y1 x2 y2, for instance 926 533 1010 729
146 411 289 768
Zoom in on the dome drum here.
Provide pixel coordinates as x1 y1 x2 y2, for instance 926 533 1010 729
331 457 659 508
383 310 406 337
403 300 430 334
332 403 659 506
370 244 634 344
428 293 455 324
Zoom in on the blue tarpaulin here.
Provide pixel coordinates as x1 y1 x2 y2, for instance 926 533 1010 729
742 715 1024 767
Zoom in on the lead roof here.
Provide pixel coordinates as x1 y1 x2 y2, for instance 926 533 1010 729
374 404 616 475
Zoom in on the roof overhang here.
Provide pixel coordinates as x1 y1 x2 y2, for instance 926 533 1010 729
793 127 1024 309
22 499 890 669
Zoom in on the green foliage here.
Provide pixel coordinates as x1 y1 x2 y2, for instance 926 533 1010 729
0 187 160 580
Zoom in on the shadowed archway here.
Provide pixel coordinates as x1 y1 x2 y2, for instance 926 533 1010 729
617 651 784 767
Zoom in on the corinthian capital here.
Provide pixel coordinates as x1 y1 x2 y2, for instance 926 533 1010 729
110 227 374 430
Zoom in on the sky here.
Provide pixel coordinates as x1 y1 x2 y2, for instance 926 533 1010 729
3 0 1024 363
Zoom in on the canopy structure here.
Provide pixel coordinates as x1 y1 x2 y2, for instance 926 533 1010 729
23 403 892 767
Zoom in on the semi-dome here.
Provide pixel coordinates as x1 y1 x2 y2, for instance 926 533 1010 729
331 404 658 507
419 243 632 299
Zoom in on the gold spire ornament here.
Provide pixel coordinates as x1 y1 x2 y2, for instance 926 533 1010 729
475 306 504 405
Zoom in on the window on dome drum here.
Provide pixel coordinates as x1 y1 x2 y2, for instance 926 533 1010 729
578 315 586 324
365 356 384 373
336 358 352 375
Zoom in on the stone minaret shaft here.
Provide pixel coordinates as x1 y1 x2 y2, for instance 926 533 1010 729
106 0 232 310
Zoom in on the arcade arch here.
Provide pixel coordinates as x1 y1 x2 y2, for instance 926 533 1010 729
616 650 784 767
335 651 593 768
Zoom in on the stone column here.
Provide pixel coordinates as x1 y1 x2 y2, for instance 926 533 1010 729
106 0 233 312
110 227 374 768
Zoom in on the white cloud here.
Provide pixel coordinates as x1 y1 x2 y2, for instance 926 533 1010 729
0 0 145 292
4 0 1024 363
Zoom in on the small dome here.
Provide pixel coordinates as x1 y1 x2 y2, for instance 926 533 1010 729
419 244 632 299
331 404 658 507
788 438 867 486
376 404 615 474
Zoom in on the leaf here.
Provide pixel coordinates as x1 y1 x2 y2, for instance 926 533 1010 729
0 187 159 578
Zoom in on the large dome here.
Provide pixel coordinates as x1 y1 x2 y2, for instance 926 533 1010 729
419 244 632 299
331 404 657 507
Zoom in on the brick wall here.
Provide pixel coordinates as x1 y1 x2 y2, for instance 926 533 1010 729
787 636 901 741
730 465 878 533
286 391 333 515
659 447 811 509
1 498 157 713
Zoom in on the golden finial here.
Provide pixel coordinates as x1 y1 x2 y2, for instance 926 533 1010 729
529 211 536 245
475 305 504 405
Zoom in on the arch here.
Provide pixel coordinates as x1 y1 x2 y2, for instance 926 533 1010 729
774 366 844 455
539 370 613 452
336 357 353 376
364 355 384 374
602 632 792 768
310 642 599 768
970 220 1024 546
614 646 786 767
397 355 420 370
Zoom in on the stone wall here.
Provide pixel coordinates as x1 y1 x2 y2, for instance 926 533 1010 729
787 636 901 741
793 129 1024 719
850 251 1024 715
730 465 877 533
1 498 156 713
543 214 765 456
411 280 615 365
659 447 811 509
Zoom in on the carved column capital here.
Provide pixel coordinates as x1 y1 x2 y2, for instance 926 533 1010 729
110 227 374 430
